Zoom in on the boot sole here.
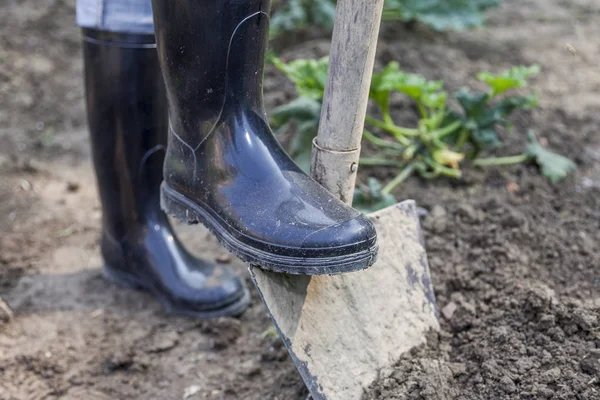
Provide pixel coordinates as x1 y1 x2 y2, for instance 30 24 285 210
103 264 251 319
160 182 378 275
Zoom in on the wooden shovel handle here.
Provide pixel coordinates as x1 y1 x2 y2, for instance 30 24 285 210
311 0 385 205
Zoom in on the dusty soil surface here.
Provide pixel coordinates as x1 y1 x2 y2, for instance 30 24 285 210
1 0 599 399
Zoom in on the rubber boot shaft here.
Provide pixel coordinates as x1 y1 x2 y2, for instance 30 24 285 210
152 0 379 274
152 0 270 145
82 28 249 316
83 29 165 239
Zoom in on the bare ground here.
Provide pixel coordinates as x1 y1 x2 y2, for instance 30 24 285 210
1 0 600 399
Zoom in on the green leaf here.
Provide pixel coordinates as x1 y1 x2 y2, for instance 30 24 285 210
269 0 308 37
291 118 320 171
370 62 398 113
495 93 539 113
270 0 502 36
272 57 329 100
454 88 538 151
383 0 500 31
353 178 398 213
271 97 322 173
271 96 322 126
454 88 501 150
526 132 575 183
270 0 337 37
474 0 502 10
310 1 337 31
477 64 541 95
371 62 447 124
373 62 444 103
422 91 448 109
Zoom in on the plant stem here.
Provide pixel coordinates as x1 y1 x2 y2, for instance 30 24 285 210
435 120 463 139
362 129 405 151
416 102 428 119
424 158 462 178
456 128 469 151
359 157 403 167
364 116 419 140
383 112 395 127
473 153 529 166
382 163 416 195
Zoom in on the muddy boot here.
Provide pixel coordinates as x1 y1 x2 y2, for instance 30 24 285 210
82 28 250 318
151 0 378 275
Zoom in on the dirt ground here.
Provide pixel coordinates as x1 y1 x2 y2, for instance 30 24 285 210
1 0 599 399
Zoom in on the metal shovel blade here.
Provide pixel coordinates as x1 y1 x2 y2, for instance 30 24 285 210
249 200 439 400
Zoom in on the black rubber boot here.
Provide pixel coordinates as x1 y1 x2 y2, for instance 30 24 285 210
152 0 379 275
82 28 250 318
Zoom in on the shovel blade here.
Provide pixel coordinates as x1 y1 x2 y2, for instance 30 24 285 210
249 200 439 400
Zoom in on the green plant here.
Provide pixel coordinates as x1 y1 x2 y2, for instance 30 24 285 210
272 56 575 196
269 0 502 37
363 62 574 191
383 0 501 31
271 56 328 171
353 178 398 213
270 0 336 38
473 131 576 183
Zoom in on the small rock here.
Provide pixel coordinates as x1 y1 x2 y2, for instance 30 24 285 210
491 325 510 342
462 300 477 315
0 297 14 325
182 385 202 399
429 205 447 219
449 362 467 376
472 373 483 384
216 253 232 264
499 376 517 394
201 318 242 350
426 205 448 233
29 55 55 75
506 182 520 193
441 302 457 320
541 350 552 364
104 350 134 373
515 357 536 373
535 384 555 398
455 204 480 222
524 285 556 313
481 197 501 211
573 310 598 332
19 179 32 191
501 209 527 229
538 313 556 329
581 350 600 376
132 353 150 372
149 330 179 353
541 367 561 383
382 377 395 389
548 326 565 343
239 359 261 377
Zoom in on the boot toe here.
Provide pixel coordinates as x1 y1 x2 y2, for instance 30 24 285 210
171 264 248 312
301 214 377 255
197 266 246 304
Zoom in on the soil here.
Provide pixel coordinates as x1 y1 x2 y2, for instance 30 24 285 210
1 0 599 399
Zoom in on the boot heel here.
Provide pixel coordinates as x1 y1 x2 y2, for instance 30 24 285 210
160 182 200 225
100 233 144 290
103 265 144 290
